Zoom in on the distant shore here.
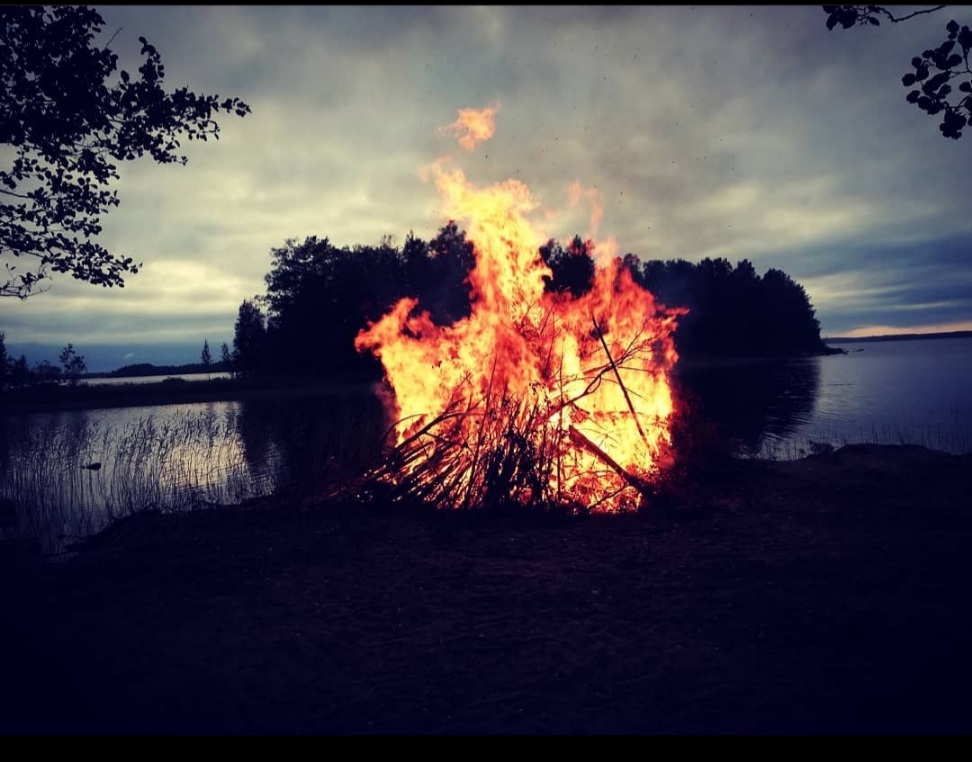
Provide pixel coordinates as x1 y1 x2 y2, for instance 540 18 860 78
0 375 379 414
1 344 848 414
824 329 972 344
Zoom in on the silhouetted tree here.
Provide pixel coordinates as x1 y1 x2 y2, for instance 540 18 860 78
757 268 824 354
220 341 232 372
401 230 433 301
541 235 596 298
0 331 8 389
0 6 251 298
822 5 972 139
246 222 828 378
31 359 61 385
260 235 412 377
58 342 86 385
9 354 28 387
233 299 267 377
627 255 827 358
425 221 476 324
200 339 212 377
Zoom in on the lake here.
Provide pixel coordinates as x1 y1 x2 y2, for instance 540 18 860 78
83 372 233 385
3 336 970 554
676 336 972 459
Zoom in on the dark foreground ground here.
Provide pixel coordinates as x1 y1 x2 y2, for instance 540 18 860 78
4 444 972 735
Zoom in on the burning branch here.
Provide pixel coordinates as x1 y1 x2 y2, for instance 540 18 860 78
592 313 653 454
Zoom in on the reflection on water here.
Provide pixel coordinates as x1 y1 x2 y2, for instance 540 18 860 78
235 390 389 495
677 336 972 459
0 403 279 555
676 355 820 458
0 389 391 555
3 338 971 554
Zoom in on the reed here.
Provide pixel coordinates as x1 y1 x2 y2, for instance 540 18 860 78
740 419 972 461
0 409 275 555
0 394 389 555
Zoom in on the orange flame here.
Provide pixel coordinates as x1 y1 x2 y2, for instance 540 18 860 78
437 103 500 151
355 105 686 513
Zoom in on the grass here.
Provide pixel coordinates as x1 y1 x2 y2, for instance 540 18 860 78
0 393 389 557
3 378 969 557
736 420 972 461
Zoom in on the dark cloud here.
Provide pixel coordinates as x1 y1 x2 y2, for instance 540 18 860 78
2 5 970 360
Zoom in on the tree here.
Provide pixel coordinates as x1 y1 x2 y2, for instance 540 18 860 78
220 341 232 372
259 235 409 377
9 353 28 387
200 338 212 377
426 221 476 324
540 235 596 298
232 299 267 377
58 342 86 385
0 331 8 389
822 5 972 139
0 6 251 298
31 359 62 385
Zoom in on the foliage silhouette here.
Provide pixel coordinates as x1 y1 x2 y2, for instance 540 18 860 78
220 342 232 372
0 6 251 298
822 5 972 139
58 343 86 386
628 255 828 358
232 299 267 378
540 235 596 298
0 331 7 389
200 339 212 378
239 224 829 380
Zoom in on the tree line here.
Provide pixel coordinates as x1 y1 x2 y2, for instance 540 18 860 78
0 335 235 391
0 334 89 389
228 224 830 380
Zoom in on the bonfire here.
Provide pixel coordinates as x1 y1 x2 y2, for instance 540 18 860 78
352 105 687 514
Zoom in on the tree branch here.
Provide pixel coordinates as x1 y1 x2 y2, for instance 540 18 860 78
103 26 123 50
883 6 947 24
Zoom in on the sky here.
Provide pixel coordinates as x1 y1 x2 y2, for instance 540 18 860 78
2 5 972 372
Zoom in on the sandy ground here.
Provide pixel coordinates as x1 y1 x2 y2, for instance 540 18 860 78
3 443 972 734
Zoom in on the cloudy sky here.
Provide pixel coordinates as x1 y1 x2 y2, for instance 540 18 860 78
3 5 971 371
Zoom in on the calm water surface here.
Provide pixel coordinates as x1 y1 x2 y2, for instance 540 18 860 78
678 336 972 458
3 336 970 553
83 372 233 385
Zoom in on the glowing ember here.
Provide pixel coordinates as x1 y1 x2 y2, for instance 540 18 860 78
354 105 686 513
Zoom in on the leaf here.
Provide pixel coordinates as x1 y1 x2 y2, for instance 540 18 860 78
867 17 879 26
947 54 962 68
826 14 838 31
961 27 972 51
902 73 916 87
906 90 921 103
912 57 924 68
959 81 972 93
924 71 950 93
947 20 960 35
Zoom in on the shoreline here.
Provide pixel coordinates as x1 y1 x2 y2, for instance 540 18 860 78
0 346 845 415
5 443 972 734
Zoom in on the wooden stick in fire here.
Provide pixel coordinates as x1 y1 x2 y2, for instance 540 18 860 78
591 313 653 453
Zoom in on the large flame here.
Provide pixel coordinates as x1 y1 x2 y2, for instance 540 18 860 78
355 106 686 513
